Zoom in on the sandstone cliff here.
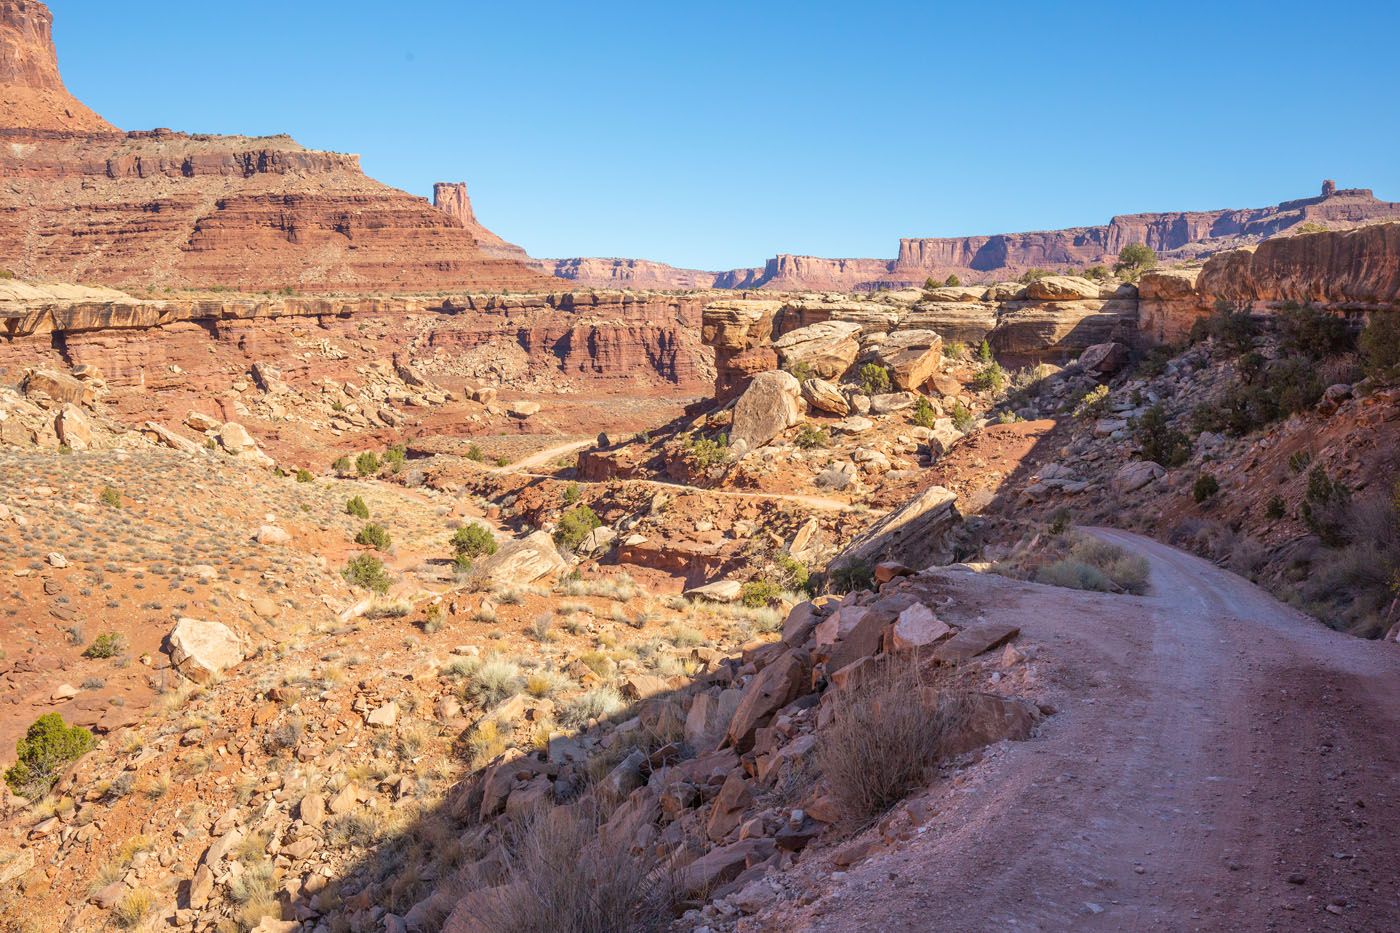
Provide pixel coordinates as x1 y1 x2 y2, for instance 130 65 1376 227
0 0 111 131
432 182 530 262
0 3 549 294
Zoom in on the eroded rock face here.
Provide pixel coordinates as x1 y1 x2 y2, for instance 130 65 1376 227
1198 222 1400 309
0 1 113 131
167 618 245 683
731 370 803 449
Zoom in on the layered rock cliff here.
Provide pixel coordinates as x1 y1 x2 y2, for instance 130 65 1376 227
0 0 111 131
0 2 549 293
432 182 530 262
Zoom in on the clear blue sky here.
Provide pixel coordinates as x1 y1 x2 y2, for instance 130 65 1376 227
47 0 1400 270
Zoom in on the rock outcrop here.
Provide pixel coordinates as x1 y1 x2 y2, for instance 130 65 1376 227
0 0 112 131
432 182 530 262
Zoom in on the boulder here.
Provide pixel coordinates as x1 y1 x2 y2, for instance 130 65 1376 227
801 377 849 416
20 368 89 405
53 404 92 450
686 580 743 603
706 770 754 841
939 692 1039 757
831 484 958 573
678 838 776 897
254 525 290 546
1079 342 1130 375
773 321 863 379
869 392 915 415
217 422 258 454
1112 460 1165 493
731 370 804 449
1024 275 1100 301
726 650 807 751
507 401 540 419
167 618 245 684
931 622 1020 665
141 421 203 455
472 531 566 586
874 329 943 390
887 603 953 652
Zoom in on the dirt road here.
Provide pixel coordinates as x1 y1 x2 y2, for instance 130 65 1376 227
788 528 1400 931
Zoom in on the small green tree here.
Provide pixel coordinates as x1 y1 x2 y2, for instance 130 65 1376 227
346 496 370 519
555 506 603 551
355 451 380 477
972 362 1006 393
451 523 498 559
944 274 961 287
1133 404 1191 467
4 714 95 798
343 554 392 593
383 444 406 474
858 363 892 395
98 486 122 509
1114 243 1156 279
1360 313 1400 383
562 483 582 505
911 396 937 428
355 523 391 551
950 402 975 433
977 339 994 363
1193 473 1220 503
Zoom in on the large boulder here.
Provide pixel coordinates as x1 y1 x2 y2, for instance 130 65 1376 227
802 377 849 416
773 321 863 379
167 618 245 684
731 370 804 449
831 484 959 573
725 650 807 751
20 368 90 405
1112 460 1165 493
53 405 92 450
1024 275 1100 301
1079 342 1130 376
472 531 566 586
874 329 943 390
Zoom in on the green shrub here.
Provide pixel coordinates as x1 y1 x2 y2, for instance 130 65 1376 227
452 523 498 559
355 523 391 551
1193 357 1322 437
346 496 370 519
467 444 485 462
1277 303 1354 359
1360 312 1400 383
944 274 961 287
84 632 126 659
343 554 392 593
555 506 602 551
1073 384 1109 419
740 579 783 608
1265 495 1286 520
1049 508 1071 535
972 362 1006 393
1034 535 1149 595
684 433 729 468
1081 265 1111 281
977 339 993 363
830 560 874 594
942 341 966 359
295 468 314 483
332 455 351 474
1193 473 1220 503
1288 450 1312 474
98 486 122 509
774 553 810 592
562 483 581 505
950 402 975 433
1301 467 1351 547
383 444 406 473
1113 243 1156 279
858 363 892 395
794 425 829 449
1017 267 1052 284
0 269 12 280
354 451 380 477
4 714 95 798
786 360 816 383
1133 404 1191 467
1191 300 1259 354
911 396 937 428
494 456 510 467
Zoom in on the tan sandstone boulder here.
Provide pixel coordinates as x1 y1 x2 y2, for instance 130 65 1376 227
472 531 566 586
167 618 245 683
731 370 804 449
874 329 943 390
773 321 862 379
801 377 849 415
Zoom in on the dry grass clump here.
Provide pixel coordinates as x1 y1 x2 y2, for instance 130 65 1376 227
815 659 968 827
1000 531 1150 595
559 687 625 729
479 808 676 932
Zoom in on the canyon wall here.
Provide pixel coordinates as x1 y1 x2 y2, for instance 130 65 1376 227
0 2 550 294
432 182 531 262
547 185 1400 293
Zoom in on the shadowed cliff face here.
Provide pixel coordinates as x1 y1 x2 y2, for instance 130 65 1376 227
0 0 112 130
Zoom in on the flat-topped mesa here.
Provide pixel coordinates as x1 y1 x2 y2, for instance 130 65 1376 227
432 181 530 262
0 0 112 131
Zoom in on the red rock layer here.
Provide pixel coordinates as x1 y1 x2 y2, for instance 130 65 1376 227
1197 222 1400 309
0 0 112 131
0 129 552 293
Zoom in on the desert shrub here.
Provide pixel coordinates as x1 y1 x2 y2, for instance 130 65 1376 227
4 714 95 798
1036 559 1114 592
1073 384 1109 419
1265 495 1286 520
113 889 155 929
332 455 351 474
830 560 874 594
562 483 581 505
295 468 314 483
858 363 892 395
346 496 370 519
343 554 392 593
815 659 966 825
98 486 122 509
1049 508 1072 535
785 360 816 383
1301 466 1351 547
740 579 783 608
1017 267 1052 284
942 340 966 359
467 444 485 462
950 402 974 433
972 362 1006 393
1030 534 1149 595
84 632 126 659
1193 473 1220 503
977 339 993 363
383 444 406 473
0 269 12 279
1133 404 1191 467
468 658 523 708
1277 303 1355 359
773 553 810 592
1192 299 1260 354
1081 264 1111 281
1360 313 1400 383
911 396 937 428
495 455 510 467
481 807 677 933
794 425 829 449
559 687 625 728
1113 243 1156 280
355 451 380 477
355 523 391 551
452 523 498 559
944 274 961 287
555 506 602 551
683 433 729 469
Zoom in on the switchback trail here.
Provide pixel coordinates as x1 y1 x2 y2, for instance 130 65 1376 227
792 528 1400 931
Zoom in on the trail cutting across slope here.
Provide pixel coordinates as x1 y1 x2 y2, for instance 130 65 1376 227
783 528 1400 931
